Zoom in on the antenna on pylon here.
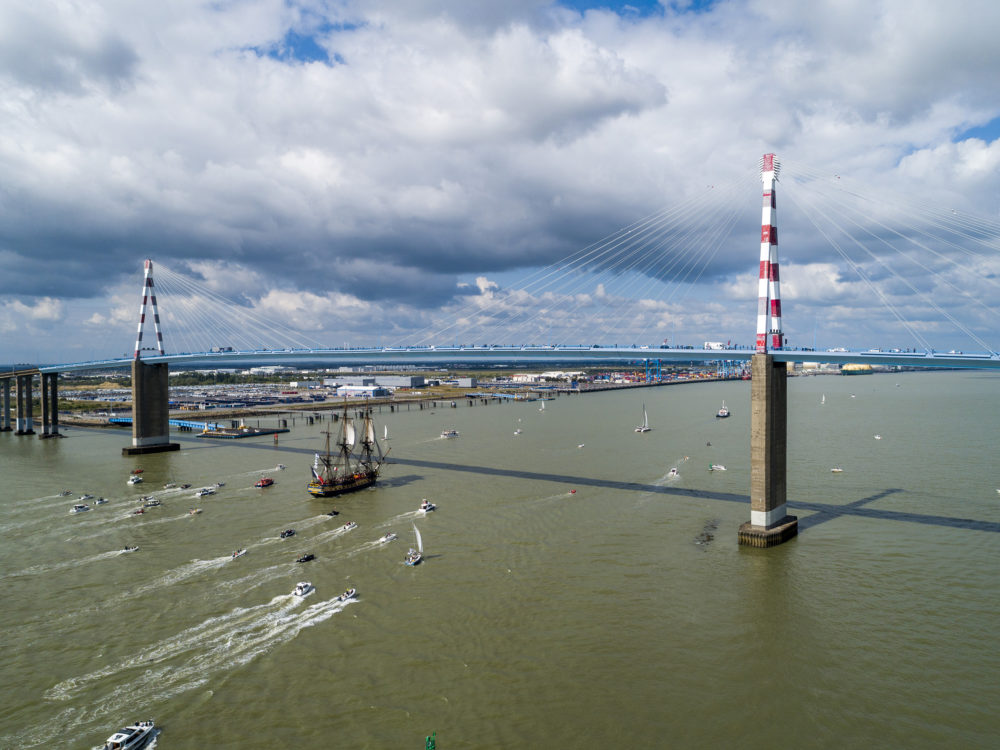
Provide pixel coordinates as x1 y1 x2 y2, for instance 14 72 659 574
133 259 165 359
756 153 783 352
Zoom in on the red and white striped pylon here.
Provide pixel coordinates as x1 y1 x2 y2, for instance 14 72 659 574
133 259 165 359
755 153 783 353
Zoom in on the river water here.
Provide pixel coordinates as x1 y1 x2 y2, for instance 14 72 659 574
1 371 998 749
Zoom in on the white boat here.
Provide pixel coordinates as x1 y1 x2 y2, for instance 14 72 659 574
338 587 357 601
79 494 94 501
276 464 286 470
122 545 139 553
440 429 459 438
716 401 730 418
127 475 143 485
195 487 216 497
514 428 522 435
188 508 202 515
293 581 314 597
821 394 826 405
214 481 225 487
71 504 91 513
577 443 585 448
709 464 727 471
231 548 247 559
539 402 545 412
667 468 679 478
342 521 357 531
95 497 108 505
163 482 177 489
378 532 397 543
103 719 155 750
419 499 436 513
142 498 161 507
635 404 651 432
405 523 423 566
831 466 844 473
874 434 882 440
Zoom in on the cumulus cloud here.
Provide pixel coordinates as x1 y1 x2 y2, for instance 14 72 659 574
1 0 998 361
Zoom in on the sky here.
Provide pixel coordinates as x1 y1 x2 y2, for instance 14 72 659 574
1 0 999 363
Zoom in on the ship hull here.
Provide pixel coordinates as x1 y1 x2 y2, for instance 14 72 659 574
308 471 379 498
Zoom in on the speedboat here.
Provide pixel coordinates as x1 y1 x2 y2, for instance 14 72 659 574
275 464 286 470
280 529 296 539
188 508 202 515
163 482 177 489
95 497 108 505
59 490 72 496
831 466 844 473
440 429 459 438
130 468 143 475
214 481 225 487
709 464 727 471
716 401 730 418
122 545 139 553
342 521 357 531
142 499 161 507
293 581 314 597
378 532 398 543
668 468 679 478
195 487 216 497
296 553 315 563
338 587 357 602
514 428 522 435
79 494 94 501
179 483 192 489
419 499 436 512
102 719 155 750
255 477 274 488
874 434 882 440
71 504 91 513
231 548 247 559
127 475 143 485
326 509 339 516
133 508 145 515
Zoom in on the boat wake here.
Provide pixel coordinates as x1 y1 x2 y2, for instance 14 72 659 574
21 594 351 749
0 549 124 580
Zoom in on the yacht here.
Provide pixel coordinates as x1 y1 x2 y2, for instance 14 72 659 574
293 581 314 597
419 499 436 513
102 719 155 750
71 504 91 513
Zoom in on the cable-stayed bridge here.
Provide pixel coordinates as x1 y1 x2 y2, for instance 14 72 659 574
3 154 998 547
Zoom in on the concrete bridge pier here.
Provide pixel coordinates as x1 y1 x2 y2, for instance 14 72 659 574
123 360 179 455
39 373 61 438
15 374 35 435
1 379 10 431
738 353 798 547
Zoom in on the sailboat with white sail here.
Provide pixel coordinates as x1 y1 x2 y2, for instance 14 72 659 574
307 406 388 497
635 404 651 433
405 523 423 566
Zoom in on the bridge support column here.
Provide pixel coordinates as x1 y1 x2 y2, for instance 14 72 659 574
1 378 10 431
15 374 35 435
123 360 179 455
739 354 798 547
38 373 61 438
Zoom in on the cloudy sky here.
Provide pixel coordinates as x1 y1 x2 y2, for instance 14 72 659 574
1 0 998 363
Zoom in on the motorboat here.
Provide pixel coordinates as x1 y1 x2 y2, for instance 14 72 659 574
378 532 398 543
255 477 274 488
419 499 436 513
668 468 679 478
71 504 91 513
214 481 225 487
95 497 108 505
338 587 357 602
709 464 727 471
127 475 143 485
275 464 286 470
195 487 216 497
122 545 139 553
102 719 155 750
232 548 247 559
280 529 296 539
577 443 585 449
142 499 161 507
831 467 844 473
138 496 154 503
296 553 315 563
130 469 143 475
293 581 314 597
163 482 177 489
440 429 459 438
59 490 72 496
514 428 522 435
342 521 357 531
79 494 94 501
326 509 339 516
188 508 202 515
874 434 882 440
133 508 145 515
180 483 192 489
716 401 730 418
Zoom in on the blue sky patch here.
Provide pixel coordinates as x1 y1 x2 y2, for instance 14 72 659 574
252 28 341 65
558 0 715 15
956 116 1000 143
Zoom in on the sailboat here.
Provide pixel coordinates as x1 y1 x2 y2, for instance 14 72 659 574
405 523 423 566
634 404 651 433
383 424 389 440
307 406 388 497
821 394 826 405
539 402 545 412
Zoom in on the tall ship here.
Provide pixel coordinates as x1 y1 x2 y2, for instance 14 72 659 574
308 407 387 497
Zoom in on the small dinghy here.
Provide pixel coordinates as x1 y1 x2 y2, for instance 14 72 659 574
338 587 357 602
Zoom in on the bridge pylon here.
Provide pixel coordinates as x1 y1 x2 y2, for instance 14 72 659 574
124 260 178 455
